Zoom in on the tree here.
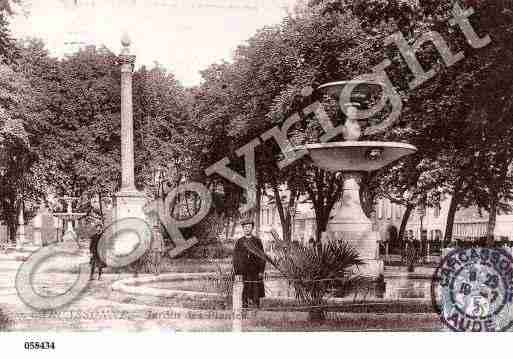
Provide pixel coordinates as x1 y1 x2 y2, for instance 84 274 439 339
343 0 513 242
193 5 385 243
0 0 21 64
0 63 42 242
19 39 202 241
133 64 197 198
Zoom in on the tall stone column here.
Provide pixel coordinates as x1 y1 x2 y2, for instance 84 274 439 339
113 34 146 223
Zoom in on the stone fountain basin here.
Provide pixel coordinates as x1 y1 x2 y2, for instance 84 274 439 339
111 273 295 300
111 271 434 302
300 141 417 172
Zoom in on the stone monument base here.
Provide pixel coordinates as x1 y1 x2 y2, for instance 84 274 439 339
113 188 147 223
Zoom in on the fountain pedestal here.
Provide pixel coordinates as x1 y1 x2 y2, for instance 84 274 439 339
325 175 383 276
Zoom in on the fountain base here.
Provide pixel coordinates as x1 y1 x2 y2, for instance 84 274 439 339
323 176 383 277
325 230 384 277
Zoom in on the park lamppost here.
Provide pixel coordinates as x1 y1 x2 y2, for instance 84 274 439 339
112 33 146 223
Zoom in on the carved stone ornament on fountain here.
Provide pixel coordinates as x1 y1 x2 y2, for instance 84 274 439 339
299 81 417 277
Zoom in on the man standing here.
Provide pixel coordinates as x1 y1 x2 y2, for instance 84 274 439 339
150 225 165 276
233 219 266 308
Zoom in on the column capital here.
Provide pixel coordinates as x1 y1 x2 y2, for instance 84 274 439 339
118 54 136 70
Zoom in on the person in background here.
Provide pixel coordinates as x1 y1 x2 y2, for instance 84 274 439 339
233 219 266 309
308 236 315 247
150 224 165 276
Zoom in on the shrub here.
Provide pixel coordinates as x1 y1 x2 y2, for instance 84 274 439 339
181 240 233 259
445 237 513 249
212 262 234 309
272 239 364 321
0 307 12 331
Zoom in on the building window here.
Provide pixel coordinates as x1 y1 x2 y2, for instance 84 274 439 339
377 200 383 219
434 205 441 218
396 205 402 219
386 199 392 219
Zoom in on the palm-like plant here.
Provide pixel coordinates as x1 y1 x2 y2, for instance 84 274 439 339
272 239 365 321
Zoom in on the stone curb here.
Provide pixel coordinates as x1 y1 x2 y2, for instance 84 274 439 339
112 272 223 300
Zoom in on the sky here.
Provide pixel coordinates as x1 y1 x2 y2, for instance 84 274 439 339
10 0 297 87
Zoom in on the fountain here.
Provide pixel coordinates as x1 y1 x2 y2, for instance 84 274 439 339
52 196 87 242
299 80 417 277
109 82 423 313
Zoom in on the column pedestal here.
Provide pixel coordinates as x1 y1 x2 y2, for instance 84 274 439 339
326 175 383 277
113 188 147 224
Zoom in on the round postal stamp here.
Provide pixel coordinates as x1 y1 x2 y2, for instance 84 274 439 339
431 246 513 332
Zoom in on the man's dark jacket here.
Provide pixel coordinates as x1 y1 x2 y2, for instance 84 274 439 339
233 235 266 300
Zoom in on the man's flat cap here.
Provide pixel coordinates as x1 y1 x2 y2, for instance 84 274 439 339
240 218 255 226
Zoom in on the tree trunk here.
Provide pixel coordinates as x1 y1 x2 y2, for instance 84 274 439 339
398 204 413 241
487 193 498 242
270 177 292 241
98 192 104 225
286 188 298 242
255 184 261 237
2 198 18 244
7 215 17 244
444 194 459 244
315 210 330 246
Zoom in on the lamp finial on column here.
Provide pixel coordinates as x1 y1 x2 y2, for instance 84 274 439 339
121 32 131 55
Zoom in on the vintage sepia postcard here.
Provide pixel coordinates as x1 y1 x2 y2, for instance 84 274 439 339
1 1 513 353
